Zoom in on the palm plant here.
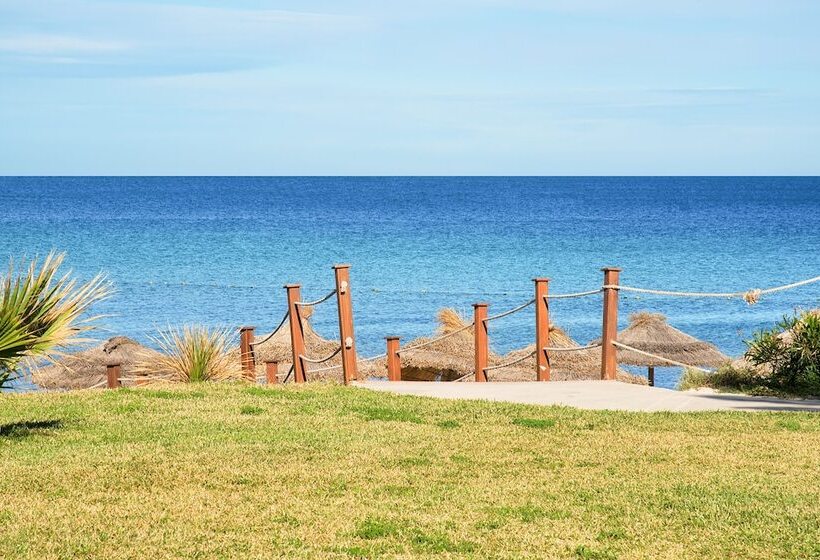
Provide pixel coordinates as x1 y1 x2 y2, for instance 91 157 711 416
135 326 243 383
0 252 112 388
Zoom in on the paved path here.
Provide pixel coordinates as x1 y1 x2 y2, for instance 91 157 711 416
357 380 820 412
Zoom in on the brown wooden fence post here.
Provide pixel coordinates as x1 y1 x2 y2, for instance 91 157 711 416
285 284 307 383
333 264 358 384
473 303 489 382
265 361 279 385
239 326 255 380
534 278 551 381
386 337 401 381
601 267 621 380
106 363 121 389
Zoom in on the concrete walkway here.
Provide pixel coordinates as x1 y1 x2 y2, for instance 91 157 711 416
357 380 820 412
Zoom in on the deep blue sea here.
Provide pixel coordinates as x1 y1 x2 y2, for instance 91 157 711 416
2 177 819 389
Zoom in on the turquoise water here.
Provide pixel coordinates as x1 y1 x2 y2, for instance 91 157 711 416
2 176 819 389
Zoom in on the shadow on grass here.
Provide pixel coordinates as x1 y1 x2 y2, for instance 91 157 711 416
0 419 62 439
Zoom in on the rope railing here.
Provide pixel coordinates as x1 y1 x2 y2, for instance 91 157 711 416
611 341 710 373
483 298 535 323
281 364 295 384
604 274 820 304
307 363 343 374
545 288 603 300
483 349 536 372
87 379 108 389
397 322 475 354
300 346 342 365
251 310 290 348
544 343 601 352
358 352 387 363
294 289 336 307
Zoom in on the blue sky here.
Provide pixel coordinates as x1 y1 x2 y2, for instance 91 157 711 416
1 1 819 175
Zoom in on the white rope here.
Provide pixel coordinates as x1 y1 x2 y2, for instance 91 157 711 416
611 341 710 373
307 363 342 374
251 310 289 348
484 350 536 371
544 343 602 352
484 298 535 323
397 322 475 353
295 289 336 307
358 353 387 363
546 289 603 300
300 346 342 364
87 379 108 389
604 274 820 303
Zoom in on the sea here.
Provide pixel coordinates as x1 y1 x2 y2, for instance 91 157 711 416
2 176 819 390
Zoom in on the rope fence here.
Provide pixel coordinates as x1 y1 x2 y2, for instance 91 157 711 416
397 322 475 354
604 275 820 304
546 288 603 300
483 349 536 372
228 267 820 388
300 346 342 365
483 298 535 323
251 310 289 348
611 341 710 373
294 289 336 307
544 343 602 352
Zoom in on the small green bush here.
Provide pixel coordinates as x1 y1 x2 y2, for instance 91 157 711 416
746 311 820 395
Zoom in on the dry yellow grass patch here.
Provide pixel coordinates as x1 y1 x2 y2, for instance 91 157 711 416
1 384 819 559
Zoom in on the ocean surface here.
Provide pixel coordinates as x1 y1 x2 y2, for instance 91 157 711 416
2 176 819 390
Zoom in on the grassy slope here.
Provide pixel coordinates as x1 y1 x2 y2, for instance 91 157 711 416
1 384 819 560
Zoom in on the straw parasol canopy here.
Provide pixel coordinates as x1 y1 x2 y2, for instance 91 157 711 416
32 336 161 390
394 308 503 381
248 306 383 382
495 326 646 384
613 312 729 369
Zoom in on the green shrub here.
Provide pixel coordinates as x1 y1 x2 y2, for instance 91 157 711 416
746 311 820 395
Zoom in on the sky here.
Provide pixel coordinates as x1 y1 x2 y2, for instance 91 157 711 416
1 1 819 175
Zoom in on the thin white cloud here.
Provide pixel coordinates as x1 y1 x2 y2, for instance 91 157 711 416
0 34 130 55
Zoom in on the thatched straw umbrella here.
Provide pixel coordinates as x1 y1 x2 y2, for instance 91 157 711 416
496 326 646 384
248 306 383 382
395 309 503 381
32 336 161 390
612 312 729 385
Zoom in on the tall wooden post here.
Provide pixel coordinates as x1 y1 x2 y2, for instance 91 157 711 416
106 363 121 389
600 267 621 380
473 303 489 382
333 264 358 384
534 278 551 381
285 284 307 384
648 366 655 387
265 361 279 385
386 337 401 381
239 326 255 380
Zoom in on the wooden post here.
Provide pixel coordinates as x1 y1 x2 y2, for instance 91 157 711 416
106 363 121 389
648 366 655 387
333 264 358 384
285 284 307 384
473 303 489 382
265 361 279 385
534 278 551 381
600 267 621 380
239 326 255 380
386 337 401 381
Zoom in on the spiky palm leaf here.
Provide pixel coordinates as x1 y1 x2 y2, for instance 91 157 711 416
0 252 112 388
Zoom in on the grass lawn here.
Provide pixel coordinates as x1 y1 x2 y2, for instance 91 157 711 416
1 383 819 559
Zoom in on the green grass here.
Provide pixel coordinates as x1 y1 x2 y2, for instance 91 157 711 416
2 383 820 559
